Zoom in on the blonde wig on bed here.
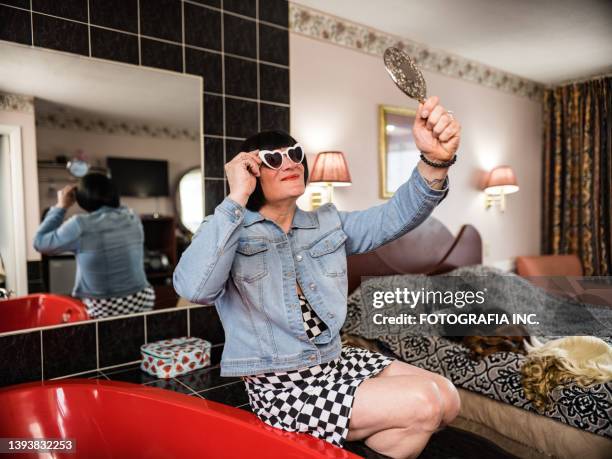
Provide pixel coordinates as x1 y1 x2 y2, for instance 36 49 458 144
520 336 612 412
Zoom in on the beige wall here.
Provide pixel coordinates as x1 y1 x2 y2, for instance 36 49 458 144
291 33 542 266
0 108 41 262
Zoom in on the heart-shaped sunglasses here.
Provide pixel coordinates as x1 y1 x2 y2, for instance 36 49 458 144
258 144 304 170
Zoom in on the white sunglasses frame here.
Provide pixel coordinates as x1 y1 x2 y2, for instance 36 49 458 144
258 143 305 170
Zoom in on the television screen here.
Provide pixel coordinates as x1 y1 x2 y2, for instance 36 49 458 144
107 157 169 197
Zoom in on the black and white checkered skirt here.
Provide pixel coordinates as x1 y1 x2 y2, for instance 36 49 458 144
82 285 155 319
242 293 395 448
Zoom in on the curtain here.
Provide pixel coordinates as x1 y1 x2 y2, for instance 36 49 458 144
542 77 612 275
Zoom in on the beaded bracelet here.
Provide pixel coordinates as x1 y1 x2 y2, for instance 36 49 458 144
419 152 457 168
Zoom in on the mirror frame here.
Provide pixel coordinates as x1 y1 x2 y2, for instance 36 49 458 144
378 104 418 199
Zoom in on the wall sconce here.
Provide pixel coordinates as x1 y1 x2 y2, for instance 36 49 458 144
484 165 519 212
309 151 352 209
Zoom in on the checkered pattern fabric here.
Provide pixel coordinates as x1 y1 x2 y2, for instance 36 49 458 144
299 293 328 339
82 285 155 319
243 322 395 448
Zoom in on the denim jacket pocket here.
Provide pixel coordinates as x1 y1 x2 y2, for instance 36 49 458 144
308 228 348 277
233 238 269 283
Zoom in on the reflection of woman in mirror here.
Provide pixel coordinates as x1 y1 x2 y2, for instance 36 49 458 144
33 173 155 319
174 96 461 457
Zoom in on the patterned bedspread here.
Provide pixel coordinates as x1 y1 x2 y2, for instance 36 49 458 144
342 280 612 439
375 334 612 439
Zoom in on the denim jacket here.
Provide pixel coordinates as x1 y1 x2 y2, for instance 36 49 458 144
33 205 150 299
173 166 449 377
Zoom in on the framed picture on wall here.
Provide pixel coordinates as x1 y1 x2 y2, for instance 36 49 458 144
378 104 419 199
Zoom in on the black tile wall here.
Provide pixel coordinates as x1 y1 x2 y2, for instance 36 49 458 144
32 0 88 22
0 305 225 388
259 0 288 27
259 23 289 66
225 97 258 138
203 93 224 136
210 344 223 366
0 5 31 44
146 309 188 342
184 2 221 50
223 0 256 18
225 139 246 161
190 305 225 345
0 332 42 387
89 0 138 34
260 103 289 132
91 27 139 65
185 47 222 93
141 37 183 72
224 56 257 99
204 179 226 214
32 13 89 56
190 0 220 7
98 316 145 368
260 64 289 104
223 14 256 59
204 137 225 178
42 323 97 379
139 0 182 42
1 0 29 8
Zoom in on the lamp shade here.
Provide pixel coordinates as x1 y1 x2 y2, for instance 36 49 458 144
309 151 352 186
485 165 519 195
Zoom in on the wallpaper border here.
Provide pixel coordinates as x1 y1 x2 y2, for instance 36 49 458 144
289 3 544 102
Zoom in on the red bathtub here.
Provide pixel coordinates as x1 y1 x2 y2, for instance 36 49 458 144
0 294 89 333
0 379 360 459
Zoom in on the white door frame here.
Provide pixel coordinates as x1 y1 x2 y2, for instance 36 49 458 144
0 124 28 295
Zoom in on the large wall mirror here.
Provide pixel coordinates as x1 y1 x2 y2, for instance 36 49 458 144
378 105 419 199
0 42 203 333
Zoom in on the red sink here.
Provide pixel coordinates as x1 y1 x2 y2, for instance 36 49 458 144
0 294 89 333
0 379 360 458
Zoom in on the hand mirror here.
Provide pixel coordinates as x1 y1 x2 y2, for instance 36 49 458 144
383 47 427 103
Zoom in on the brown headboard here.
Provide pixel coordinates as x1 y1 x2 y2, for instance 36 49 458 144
346 217 483 294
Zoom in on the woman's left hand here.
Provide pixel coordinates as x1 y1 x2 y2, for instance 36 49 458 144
413 96 461 162
57 185 77 209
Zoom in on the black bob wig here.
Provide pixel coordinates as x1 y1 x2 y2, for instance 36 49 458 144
76 172 120 212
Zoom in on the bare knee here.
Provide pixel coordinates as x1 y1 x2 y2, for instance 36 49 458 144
400 380 444 432
438 377 461 421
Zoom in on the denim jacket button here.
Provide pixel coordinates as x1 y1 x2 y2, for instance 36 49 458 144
308 355 316 361
234 209 241 217
309 283 316 290
296 254 303 262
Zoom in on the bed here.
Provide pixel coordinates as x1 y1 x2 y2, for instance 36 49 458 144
342 216 612 459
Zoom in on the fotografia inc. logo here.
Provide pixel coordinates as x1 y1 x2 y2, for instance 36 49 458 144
372 288 488 309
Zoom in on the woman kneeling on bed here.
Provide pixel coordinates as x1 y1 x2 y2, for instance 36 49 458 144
173 95 462 458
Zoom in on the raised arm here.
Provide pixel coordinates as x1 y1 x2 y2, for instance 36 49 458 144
33 206 82 254
339 95 461 256
337 165 448 256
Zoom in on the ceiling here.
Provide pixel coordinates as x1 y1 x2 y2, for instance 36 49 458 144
0 42 200 131
293 0 612 84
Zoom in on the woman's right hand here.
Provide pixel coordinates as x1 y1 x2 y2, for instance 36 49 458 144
225 150 262 206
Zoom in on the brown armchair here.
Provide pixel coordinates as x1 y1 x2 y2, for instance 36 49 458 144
515 255 583 277
515 255 586 302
